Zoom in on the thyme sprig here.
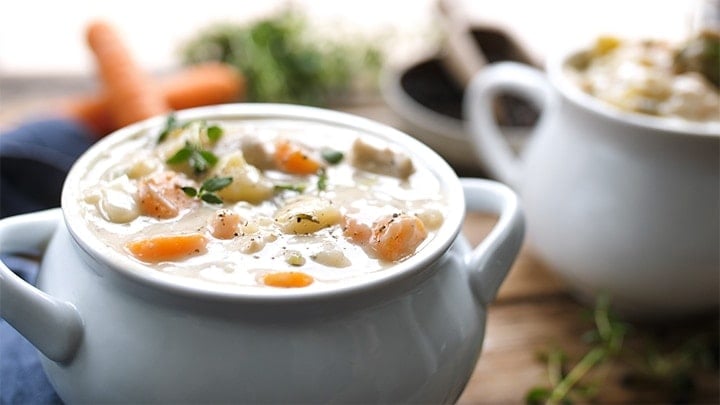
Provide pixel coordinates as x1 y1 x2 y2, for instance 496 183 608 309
181 176 233 204
167 142 219 174
526 295 719 404
526 294 628 405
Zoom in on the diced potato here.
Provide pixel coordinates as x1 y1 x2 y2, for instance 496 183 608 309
236 235 265 254
274 195 341 234
312 246 351 268
212 151 274 204
96 175 140 223
284 250 306 266
126 156 161 179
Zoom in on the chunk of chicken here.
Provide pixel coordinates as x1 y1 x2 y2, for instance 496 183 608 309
350 138 415 179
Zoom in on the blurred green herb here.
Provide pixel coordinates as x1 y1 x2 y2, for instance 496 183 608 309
321 148 344 164
181 176 233 204
180 8 384 106
526 294 627 405
316 168 328 191
526 295 719 405
205 124 224 142
158 113 179 143
274 183 307 193
674 30 720 87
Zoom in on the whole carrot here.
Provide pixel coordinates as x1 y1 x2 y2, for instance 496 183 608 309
85 20 169 129
162 62 246 110
62 62 246 136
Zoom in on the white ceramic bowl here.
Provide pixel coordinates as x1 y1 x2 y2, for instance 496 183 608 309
465 50 720 319
0 103 525 403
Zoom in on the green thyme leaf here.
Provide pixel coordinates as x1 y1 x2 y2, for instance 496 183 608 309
206 125 223 141
201 176 233 192
199 150 219 166
167 142 220 174
317 168 328 191
178 177 233 204
321 148 344 164
274 183 307 193
200 193 223 204
167 146 194 164
181 186 198 197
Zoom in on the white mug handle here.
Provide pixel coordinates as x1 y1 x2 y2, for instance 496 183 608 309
464 62 555 188
462 178 525 304
0 209 83 363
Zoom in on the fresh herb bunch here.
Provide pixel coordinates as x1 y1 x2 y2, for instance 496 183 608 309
180 8 384 106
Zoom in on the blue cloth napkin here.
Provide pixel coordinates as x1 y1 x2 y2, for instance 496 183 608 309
1 118 94 404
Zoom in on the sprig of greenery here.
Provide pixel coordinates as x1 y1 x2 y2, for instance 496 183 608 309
526 294 627 405
316 168 328 191
181 176 233 204
526 295 719 405
274 183 307 193
157 113 180 143
167 142 219 174
158 114 224 144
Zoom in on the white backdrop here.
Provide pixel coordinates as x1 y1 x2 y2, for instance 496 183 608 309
0 0 703 76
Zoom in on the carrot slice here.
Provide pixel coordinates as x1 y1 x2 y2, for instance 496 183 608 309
274 140 322 175
86 20 169 129
126 233 207 263
262 271 314 288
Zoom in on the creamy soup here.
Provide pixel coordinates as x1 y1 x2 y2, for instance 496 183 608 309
566 34 720 122
78 116 446 289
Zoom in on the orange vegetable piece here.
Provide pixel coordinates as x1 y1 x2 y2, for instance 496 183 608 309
126 233 207 263
163 62 246 110
262 271 314 288
274 140 322 175
86 20 169 129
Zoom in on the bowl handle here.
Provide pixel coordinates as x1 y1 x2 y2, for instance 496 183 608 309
462 178 525 304
0 208 83 363
463 62 554 188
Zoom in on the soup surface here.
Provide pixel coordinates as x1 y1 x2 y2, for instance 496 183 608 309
78 116 446 289
565 34 720 122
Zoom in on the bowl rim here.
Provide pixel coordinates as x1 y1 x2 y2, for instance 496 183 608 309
547 44 720 139
61 103 466 302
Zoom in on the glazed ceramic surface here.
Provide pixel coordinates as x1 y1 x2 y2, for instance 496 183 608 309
465 56 719 318
0 104 524 403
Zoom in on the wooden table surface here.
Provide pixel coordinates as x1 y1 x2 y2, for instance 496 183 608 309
1 84 718 404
